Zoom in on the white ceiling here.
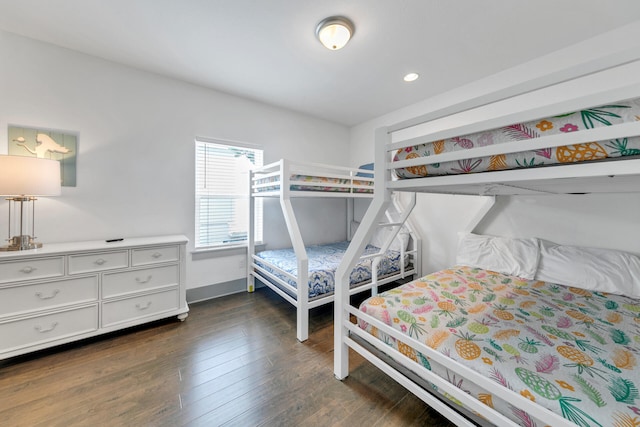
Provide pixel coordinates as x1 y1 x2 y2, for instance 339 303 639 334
1 1 640 126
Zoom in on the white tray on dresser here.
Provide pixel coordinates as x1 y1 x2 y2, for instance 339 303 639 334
0 235 189 361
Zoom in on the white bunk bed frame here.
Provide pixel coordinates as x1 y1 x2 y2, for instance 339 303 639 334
248 158 422 342
334 46 640 426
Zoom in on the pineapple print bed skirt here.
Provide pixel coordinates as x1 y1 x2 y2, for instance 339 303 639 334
358 266 640 426
393 98 640 177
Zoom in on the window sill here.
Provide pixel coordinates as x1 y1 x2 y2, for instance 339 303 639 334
191 242 265 260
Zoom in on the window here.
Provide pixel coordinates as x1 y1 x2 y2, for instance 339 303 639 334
195 138 263 248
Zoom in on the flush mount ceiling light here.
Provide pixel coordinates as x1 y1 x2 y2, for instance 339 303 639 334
316 16 354 50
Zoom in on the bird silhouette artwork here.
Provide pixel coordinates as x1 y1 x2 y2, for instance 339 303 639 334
13 134 72 158
8 126 78 187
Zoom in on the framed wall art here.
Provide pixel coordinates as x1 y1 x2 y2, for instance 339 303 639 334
8 125 78 187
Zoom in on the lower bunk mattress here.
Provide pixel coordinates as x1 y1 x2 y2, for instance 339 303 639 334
358 265 640 427
255 241 404 299
393 97 640 177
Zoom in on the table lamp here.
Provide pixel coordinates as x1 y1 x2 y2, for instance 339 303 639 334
0 155 61 251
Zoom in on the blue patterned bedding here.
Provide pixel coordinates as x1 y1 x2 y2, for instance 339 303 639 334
255 241 404 299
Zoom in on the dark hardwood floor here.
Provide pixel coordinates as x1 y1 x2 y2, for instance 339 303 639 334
0 288 455 426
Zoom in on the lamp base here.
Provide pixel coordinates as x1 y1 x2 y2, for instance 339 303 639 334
0 235 43 251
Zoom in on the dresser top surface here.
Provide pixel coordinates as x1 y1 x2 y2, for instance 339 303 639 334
0 235 188 260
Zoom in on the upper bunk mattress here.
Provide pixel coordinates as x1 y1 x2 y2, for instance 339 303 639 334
254 174 373 193
255 241 403 299
358 265 640 426
394 97 640 178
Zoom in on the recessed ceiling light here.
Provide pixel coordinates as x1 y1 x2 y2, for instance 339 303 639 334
403 73 420 82
316 16 354 50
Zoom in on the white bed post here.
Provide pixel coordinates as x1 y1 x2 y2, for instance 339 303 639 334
335 127 392 379
346 198 354 239
280 159 310 342
248 168 256 292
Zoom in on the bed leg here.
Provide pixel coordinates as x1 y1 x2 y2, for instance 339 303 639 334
297 304 308 342
334 307 350 380
334 341 349 380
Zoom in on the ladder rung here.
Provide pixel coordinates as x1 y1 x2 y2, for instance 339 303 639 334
378 222 402 228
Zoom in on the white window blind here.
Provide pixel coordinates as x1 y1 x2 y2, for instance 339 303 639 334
195 138 263 248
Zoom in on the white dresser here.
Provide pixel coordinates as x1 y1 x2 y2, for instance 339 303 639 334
0 235 188 360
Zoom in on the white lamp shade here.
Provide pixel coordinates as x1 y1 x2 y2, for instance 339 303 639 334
0 155 62 196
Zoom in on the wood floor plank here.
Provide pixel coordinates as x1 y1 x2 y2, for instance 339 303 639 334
181 345 332 425
0 288 456 426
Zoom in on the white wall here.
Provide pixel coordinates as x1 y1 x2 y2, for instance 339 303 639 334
350 23 640 274
0 31 350 294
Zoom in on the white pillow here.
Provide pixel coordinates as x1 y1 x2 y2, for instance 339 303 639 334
535 240 640 297
456 232 540 280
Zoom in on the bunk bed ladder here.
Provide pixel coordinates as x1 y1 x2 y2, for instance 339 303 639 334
390 192 422 279
365 192 417 295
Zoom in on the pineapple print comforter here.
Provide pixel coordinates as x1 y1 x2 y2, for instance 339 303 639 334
255 241 403 299
393 98 640 177
359 265 640 427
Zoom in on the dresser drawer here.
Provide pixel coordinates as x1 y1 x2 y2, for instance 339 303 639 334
132 245 179 266
102 265 179 298
0 276 98 318
0 257 64 284
102 288 179 328
0 305 98 354
68 251 128 274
